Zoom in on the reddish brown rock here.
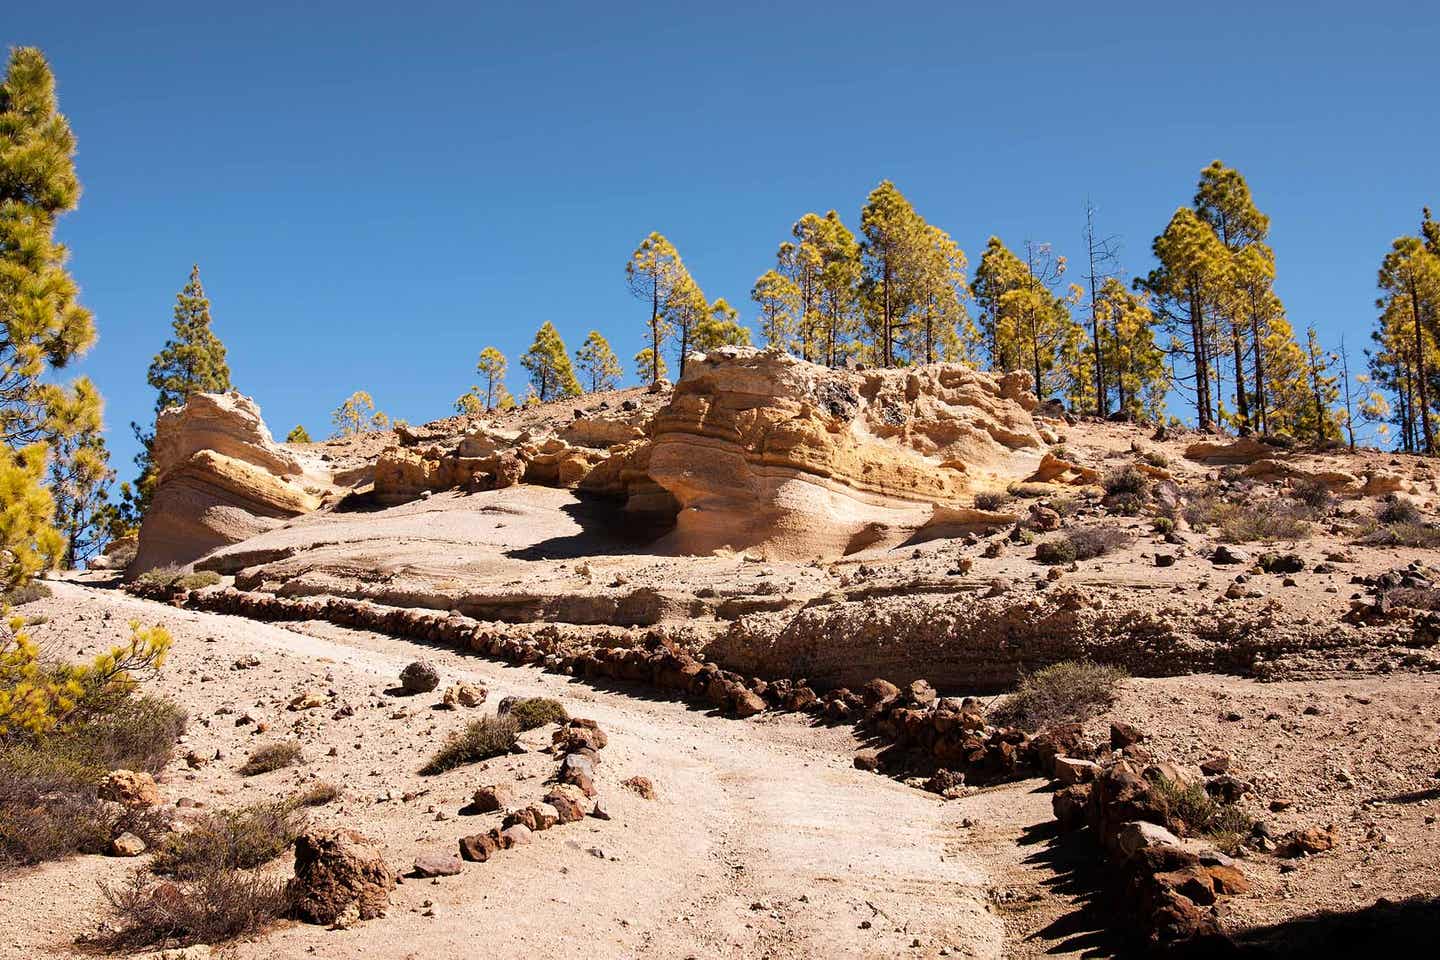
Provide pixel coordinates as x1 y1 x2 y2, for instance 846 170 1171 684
289 829 396 925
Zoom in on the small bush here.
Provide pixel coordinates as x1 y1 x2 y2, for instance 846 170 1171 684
1102 464 1150 499
131 567 220 593
420 714 519 774
1034 536 1077 565
506 697 568 731
1048 445 1073 461
1151 776 1254 855
1035 527 1132 565
990 661 1127 731
293 781 341 806
1379 496 1424 527
973 490 1012 512
1152 517 1175 535
3 581 51 606
1141 449 1169 468
101 866 289 949
238 741 302 776
1290 477 1335 511
151 800 304 879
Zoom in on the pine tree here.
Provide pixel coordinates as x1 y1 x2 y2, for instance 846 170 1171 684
147 265 231 412
626 233 683 385
285 425 311 443
1142 207 1230 431
520 322 581 402
0 47 100 587
778 214 827 361
454 387 484 415
814 211 863 366
906 223 974 365
1377 233 1440 453
692 297 751 352
634 348 667 383
475 347 509 411
331 391 386 438
1302 327 1341 442
575 331 622 392
751 269 800 353
973 237 1077 397
664 272 709 375
46 379 118 567
859 181 922 367
1093 279 1168 420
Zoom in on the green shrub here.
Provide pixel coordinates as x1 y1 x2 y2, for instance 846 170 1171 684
1034 536 1077 565
1151 776 1254 855
151 800 304 879
1102 464 1150 499
991 661 1127 731
237 741 302 776
1142 449 1169 468
132 567 220 593
506 697 568 731
420 715 519 774
1152 517 1175 535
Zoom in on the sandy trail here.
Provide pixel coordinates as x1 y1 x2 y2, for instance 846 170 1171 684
1 581 1002 960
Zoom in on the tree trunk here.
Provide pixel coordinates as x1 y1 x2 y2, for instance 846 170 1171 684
1411 279 1434 453
1231 326 1250 433
1190 287 1214 431
1249 308 1268 435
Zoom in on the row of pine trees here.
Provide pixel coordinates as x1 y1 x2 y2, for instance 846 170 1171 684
2 46 1436 577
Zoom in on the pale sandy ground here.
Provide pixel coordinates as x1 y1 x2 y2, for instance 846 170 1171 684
1 581 1003 960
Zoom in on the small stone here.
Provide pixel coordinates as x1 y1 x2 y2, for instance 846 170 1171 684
412 853 463 877
110 832 146 857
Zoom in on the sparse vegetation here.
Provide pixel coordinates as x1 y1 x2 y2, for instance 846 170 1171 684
1101 465 1150 515
1184 492 1314 542
0 622 182 865
101 864 289 949
132 566 222 593
1140 449 1168 468
990 660 1127 731
1034 527 1132 565
973 490 1012 512
1152 516 1175 535
1151 776 1255 856
420 714 519 774
151 799 304 878
506 696 568 731
3 581 51 606
237 740 302 776
293 781 341 806
1290 476 1335 511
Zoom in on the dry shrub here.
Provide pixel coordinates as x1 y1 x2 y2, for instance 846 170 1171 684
973 490 1012 512
151 799 304 879
3 581 51 606
420 714 519 774
238 740 302 776
101 866 289 949
0 694 185 866
506 697 567 731
131 567 221 594
990 661 1127 731
1035 527 1132 565
293 781 341 806
1151 776 1254 855
1356 497 1440 548
1290 476 1335 511
1184 493 1313 542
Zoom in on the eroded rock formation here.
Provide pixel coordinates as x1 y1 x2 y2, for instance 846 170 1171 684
645 346 1044 558
130 392 324 573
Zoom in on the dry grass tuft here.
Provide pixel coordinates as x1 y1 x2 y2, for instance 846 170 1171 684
990 660 1127 731
237 740 302 777
420 714 519 774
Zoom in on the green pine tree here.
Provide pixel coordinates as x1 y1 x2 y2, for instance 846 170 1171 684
0 47 101 586
285 425 312 443
521 322 581 401
575 331 622 392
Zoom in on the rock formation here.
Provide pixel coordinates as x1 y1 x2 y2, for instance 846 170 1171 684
130 392 325 573
644 346 1044 559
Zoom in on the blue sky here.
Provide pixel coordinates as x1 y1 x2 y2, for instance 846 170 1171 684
5 1 1437 476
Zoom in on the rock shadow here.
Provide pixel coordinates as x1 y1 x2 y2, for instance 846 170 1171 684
503 493 673 561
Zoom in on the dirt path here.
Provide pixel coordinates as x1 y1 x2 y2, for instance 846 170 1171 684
2 582 1004 960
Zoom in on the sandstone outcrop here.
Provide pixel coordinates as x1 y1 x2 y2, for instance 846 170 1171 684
130 392 324 573
644 346 1044 559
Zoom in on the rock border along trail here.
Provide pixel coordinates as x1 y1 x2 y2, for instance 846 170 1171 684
1 580 1003 960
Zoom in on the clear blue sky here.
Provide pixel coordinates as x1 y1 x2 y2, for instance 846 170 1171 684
5 1 1437 476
